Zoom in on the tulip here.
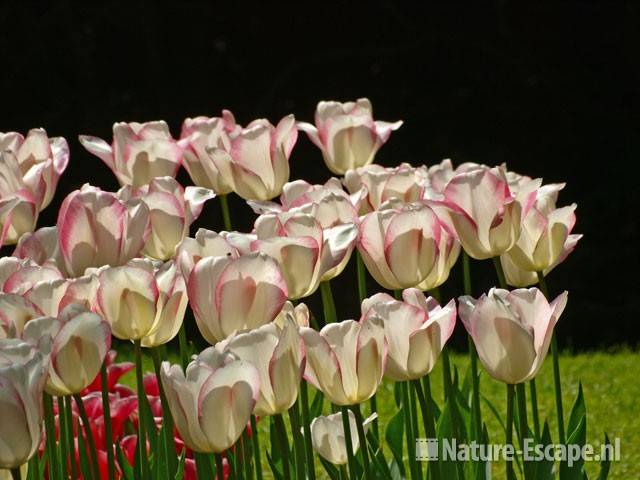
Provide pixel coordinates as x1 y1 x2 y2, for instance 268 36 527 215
79 121 183 187
23 305 111 396
458 288 568 384
97 260 188 346
357 202 444 290
274 301 310 329
0 338 48 469
310 411 377 465
0 151 39 245
175 228 239 280
12 226 65 271
208 115 298 200
218 316 304 416
250 211 358 298
57 184 150 277
179 110 240 194
361 289 456 381
425 158 484 195
160 348 260 453
0 293 43 339
343 163 429 213
441 166 538 260
301 316 386 405
187 252 288 344
297 98 403 175
118 177 215 260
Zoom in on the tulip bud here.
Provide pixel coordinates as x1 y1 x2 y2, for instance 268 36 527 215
297 98 402 175
459 288 568 384
310 411 377 465
301 317 387 405
0 338 48 469
79 121 183 188
208 115 298 200
361 289 456 381
97 260 188 346
179 111 240 194
23 305 111 396
118 177 215 260
57 184 150 277
219 317 305 416
160 348 260 453
187 252 288 344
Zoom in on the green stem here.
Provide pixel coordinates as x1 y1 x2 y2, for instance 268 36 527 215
151 348 178 475
99 363 116 480
412 379 440 480
441 348 452 401
73 394 100 480
516 383 530 478
529 379 541 440
463 253 483 441
43 393 58 480
340 406 356 480
236 434 246 480
10 468 20 480
273 414 291 480
401 382 417 480
536 271 565 444
408 384 422 479
133 340 150 480
57 397 68 479
215 454 225 478
243 428 253 480
320 281 337 324
177 324 189 370
350 404 372 480
393 289 402 301
299 382 316 480
288 401 305 480
219 194 233 231
492 256 507 288
63 396 78 480
28 453 38 480
506 384 516 480
194 452 214 478
250 415 263 480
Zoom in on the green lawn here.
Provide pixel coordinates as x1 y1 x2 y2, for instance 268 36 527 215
123 348 639 479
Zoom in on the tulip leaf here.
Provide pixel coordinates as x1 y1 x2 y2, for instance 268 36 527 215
367 430 393 480
532 421 555 480
481 393 507 435
436 399 460 480
597 433 612 480
384 405 405 478
393 382 402 408
567 382 586 440
559 416 587 479
116 442 136 480
174 449 186 480
309 389 324 419
265 451 285 480
318 456 341 480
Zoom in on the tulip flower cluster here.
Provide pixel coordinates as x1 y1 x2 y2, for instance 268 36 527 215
0 98 601 480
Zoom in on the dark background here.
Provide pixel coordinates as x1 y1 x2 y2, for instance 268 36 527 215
1 1 637 349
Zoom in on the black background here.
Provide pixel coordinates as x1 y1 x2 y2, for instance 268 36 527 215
1 1 638 349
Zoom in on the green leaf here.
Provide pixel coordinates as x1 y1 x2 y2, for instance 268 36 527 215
481 393 507 435
309 389 324 419
385 405 405 478
393 381 403 407
318 457 341 480
77 420 93 480
436 399 460 480
174 449 186 480
367 430 393 480
265 451 285 480
597 433 612 480
116 442 135 480
567 382 586 440
532 421 555 480
559 416 587 479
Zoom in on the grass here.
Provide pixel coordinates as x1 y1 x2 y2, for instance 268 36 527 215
122 347 639 479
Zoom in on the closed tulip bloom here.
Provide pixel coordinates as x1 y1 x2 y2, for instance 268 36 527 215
97 260 188 346
57 184 150 277
179 111 240 194
357 202 442 290
0 293 43 339
297 98 403 175
301 316 387 405
187 252 288 344
343 163 429 213
175 228 239 280
251 212 358 298
22 305 111 396
219 317 304 416
442 166 537 260
79 121 183 188
310 411 377 465
0 338 48 469
118 177 215 260
208 115 298 200
361 289 456 381
459 288 568 384
160 348 260 453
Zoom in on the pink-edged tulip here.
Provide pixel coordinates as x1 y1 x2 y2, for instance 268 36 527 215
297 98 403 175
187 252 288 344
274 301 311 329
208 115 298 200
0 151 39 245
426 159 484 195
357 202 443 290
311 411 377 465
217 316 304 416
175 228 239 280
12 226 64 271
0 293 43 339
0 338 48 469
79 121 183 188
97 260 188 346
57 184 150 277
22 305 111 396
160 348 260 453
301 316 387 405
361 289 456 381
343 163 429 213
459 288 568 384
179 110 240 194
442 166 537 259
118 176 215 260
251 211 358 298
